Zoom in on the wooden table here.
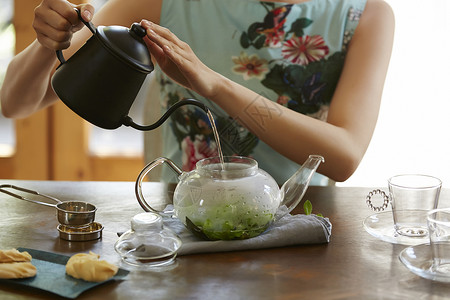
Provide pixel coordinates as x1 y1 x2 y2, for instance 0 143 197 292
0 180 449 299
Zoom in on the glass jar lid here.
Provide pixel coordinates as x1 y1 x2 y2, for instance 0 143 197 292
131 212 163 232
115 212 182 268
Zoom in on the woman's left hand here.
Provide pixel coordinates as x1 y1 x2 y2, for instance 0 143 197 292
140 20 222 99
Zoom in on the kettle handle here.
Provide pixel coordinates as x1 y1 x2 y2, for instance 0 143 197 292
55 8 97 65
74 8 97 34
135 157 183 213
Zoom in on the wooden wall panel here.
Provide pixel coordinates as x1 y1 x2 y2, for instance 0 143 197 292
8 0 50 180
90 156 144 181
51 101 92 180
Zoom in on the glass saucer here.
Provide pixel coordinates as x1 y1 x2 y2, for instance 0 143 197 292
363 211 429 245
399 243 450 282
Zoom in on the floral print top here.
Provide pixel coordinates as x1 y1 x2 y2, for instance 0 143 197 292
148 0 367 184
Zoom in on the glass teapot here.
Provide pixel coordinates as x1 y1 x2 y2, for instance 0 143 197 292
135 155 324 240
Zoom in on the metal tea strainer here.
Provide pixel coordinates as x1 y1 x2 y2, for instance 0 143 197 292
0 184 97 226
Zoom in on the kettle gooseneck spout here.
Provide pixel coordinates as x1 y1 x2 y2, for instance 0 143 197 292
122 98 209 131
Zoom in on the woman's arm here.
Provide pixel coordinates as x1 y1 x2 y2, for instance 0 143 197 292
0 1 94 118
0 0 162 119
142 0 395 182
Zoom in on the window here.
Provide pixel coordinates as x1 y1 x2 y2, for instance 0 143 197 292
0 0 15 157
338 0 450 187
87 0 146 157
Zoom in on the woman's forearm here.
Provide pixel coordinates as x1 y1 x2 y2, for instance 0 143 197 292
1 40 59 118
209 77 361 182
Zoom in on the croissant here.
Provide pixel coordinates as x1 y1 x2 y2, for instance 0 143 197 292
0 249 32 263
66 251 118 282
0 262 37 279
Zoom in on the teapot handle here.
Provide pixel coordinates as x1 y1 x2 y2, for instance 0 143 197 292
135 157 183 213
55 8 96 65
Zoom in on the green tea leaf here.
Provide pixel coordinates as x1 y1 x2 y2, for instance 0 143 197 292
304 200 313 215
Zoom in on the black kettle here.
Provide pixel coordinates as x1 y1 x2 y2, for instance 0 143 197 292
51 9 207 131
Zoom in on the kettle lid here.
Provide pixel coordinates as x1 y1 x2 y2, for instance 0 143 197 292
96 23 154 73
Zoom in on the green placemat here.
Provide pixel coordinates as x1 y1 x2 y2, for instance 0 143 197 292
0 248 129 299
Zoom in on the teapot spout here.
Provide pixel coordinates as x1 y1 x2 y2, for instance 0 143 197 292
278 155 325 217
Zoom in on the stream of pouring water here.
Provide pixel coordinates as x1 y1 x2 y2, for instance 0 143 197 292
206 110 225 169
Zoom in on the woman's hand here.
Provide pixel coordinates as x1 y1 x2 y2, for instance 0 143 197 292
33 0 95 50
140 20 222 99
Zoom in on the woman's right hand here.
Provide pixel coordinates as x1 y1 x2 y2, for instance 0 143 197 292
32 0 95 50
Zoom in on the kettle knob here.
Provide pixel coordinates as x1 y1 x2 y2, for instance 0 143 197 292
130 23 147 38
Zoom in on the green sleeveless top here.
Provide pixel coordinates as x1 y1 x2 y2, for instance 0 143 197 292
148 0 367 184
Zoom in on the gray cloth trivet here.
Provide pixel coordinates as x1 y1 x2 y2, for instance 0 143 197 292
162 206 332 255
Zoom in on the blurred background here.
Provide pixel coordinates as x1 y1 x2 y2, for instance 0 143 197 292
0 0 449 187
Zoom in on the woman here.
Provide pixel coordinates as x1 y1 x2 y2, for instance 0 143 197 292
0 0 394 184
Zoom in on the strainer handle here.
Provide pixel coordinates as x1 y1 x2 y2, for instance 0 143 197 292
0 184 62 207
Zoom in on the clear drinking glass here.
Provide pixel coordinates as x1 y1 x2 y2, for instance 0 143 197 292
366 174 441 237
428 208 450 274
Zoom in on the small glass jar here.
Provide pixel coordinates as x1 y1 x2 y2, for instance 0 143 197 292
114 212 182 268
